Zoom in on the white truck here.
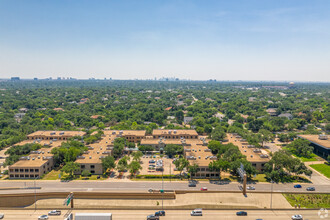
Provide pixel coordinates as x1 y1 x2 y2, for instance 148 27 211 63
74 213 112 220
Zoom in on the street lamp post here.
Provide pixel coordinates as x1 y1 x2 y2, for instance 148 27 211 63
34 177 37 211
162 167 164 210
270 179 273 209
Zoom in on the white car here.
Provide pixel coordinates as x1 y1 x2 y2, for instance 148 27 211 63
247 186 255 190
38 215 49 220
0 213 4 219
292 214 303 220
48 210 61 215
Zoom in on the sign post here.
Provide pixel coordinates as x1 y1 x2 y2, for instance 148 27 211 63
237 163 247 196
63 192 74 208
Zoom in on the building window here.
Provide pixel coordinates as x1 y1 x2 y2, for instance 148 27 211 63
10 175 14 177
20 174 24 177
25 175 29 178
25 169 29 172
91 170 95 174
252 163 256 167
10 169 13 172
20 169 24 172
15 174 19 177
30 169 34 172
35 169 39 172
30 175 34 178
91 165 95 169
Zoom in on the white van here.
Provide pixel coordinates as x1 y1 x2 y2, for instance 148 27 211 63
191 208 203 216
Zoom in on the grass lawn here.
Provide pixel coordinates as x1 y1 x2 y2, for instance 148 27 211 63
283 194 330 208
252 174 267 182
42 170 61 180
310 163 330 178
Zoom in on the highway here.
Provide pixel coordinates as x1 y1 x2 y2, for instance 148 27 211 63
0 209 325 220
0 180 329 194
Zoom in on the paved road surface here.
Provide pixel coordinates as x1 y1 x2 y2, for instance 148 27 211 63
0 180 329 194
305 161 330 185
0 209 325 220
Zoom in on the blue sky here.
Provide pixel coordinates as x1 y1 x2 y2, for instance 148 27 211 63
0 0 329 81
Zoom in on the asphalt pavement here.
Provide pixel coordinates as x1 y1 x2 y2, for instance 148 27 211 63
0 209 325 220
0 180 329 194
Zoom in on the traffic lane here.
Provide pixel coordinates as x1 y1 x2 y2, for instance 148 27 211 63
0 209 322 220
0 181 329 193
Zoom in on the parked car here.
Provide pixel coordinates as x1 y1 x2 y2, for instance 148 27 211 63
48 210 61 215
188 182 196 187
247 186 255 190
236 211 248 216
294 184 302 188
149 160 156 163
306 186 315 191
0 213 4 219
38 215 49 220
291 214 303 220
147 214 159 220
155 210 165 216
191 208 203 216
201 187 208 191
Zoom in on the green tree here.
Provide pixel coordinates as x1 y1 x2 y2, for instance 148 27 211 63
208 159 230 179
81 169 91 177
173 158 189 178
117 156 129 172
211 126 226 141
258 129 274 147
187 164 199 180
207 140 222 154
164 144 183 158
61 162 80 178
287 139 314 158
128 160 142 176
101 155 116 172
131 151 143 162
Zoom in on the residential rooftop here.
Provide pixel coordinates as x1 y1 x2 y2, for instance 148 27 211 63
27 130 86 138
227 134 270 163
152 129 198 136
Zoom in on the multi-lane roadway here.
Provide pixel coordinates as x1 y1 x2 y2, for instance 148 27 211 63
0 209 325 220
0 180 329 194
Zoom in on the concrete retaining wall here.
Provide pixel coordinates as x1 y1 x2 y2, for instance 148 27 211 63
0 192 176 207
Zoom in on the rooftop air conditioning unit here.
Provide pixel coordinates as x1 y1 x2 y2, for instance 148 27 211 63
89 156 92 159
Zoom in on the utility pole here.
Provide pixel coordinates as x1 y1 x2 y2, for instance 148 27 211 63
34 178 37 211
162 167 164 210
270 163 275 209
169 163 171 183
270 179 273 209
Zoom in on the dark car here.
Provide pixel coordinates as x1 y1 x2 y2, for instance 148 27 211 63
155 211 165 216
294 184 302 188
147 214 159 220
306 186 315 191
188 182 196 187
236 211 248 216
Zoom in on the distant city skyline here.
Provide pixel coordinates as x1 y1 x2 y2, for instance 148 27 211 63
1 0 330 81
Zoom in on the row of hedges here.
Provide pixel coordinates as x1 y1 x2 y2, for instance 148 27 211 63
136 174 187 179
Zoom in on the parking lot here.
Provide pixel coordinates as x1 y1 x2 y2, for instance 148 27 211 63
139 155 179 176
